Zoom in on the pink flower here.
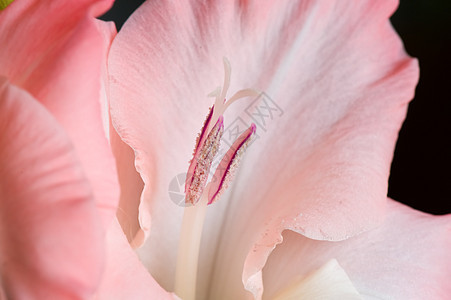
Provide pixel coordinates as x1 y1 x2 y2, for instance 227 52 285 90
0 0 449 299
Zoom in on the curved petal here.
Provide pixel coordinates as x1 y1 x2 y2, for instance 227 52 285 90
271 259 361 300
108 0 418 297
95 16 145 246
95 219 177 300
97 18 118 138
0 78 104 299
109 123 145 247
0 0 119 228
262 199 451 299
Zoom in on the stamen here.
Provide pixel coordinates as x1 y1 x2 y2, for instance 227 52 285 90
174 188 209 300
208 124 256 204
186 58 259 206
192 106 214 157
175 58 258 300
185 115 224 205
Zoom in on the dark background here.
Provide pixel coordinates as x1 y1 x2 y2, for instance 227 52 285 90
101 0 451 215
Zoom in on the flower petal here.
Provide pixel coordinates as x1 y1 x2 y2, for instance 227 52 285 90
110 123 145 247
95 219 178 300
94 15 146 246
0 78 104 299
261 199 451 299
108 0 418 297
271 259 361 300
0 0 119 228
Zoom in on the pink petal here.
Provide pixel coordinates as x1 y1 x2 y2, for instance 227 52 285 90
261 199 451 299
0 0 119 228
110 122 146 247
96 18 118 138
94 16 146 246
108 0 418 297
0 78 104 299
95 219 178 300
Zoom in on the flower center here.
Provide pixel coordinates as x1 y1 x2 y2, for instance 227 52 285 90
174 58 258 300
185 58 259 206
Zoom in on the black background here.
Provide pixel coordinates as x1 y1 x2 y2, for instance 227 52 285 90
101 0 451 215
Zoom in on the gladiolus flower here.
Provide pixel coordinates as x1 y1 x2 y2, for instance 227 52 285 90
0 0 449 299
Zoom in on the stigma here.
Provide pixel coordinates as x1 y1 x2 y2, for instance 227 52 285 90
185 58 258 205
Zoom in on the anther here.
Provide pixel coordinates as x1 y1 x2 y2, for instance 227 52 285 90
207 124 256 204
185 114 224 205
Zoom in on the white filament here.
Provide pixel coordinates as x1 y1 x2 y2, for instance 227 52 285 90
174 187 209 300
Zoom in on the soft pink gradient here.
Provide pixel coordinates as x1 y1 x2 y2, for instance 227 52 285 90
0 77 104 299
108 0 421 298
0 0 133 298
0 0 119 227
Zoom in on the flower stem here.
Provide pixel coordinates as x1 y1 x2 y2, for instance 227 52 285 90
174 191 208 300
